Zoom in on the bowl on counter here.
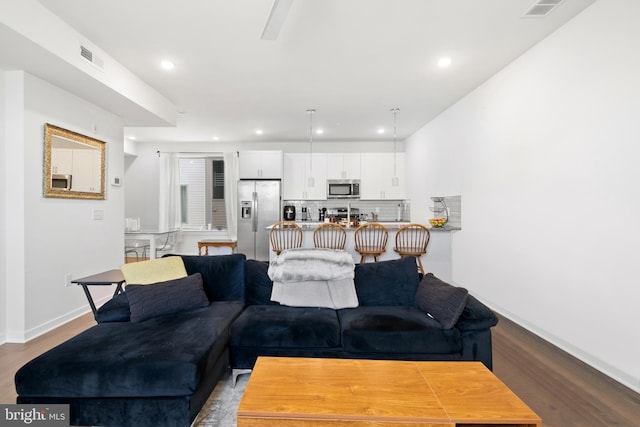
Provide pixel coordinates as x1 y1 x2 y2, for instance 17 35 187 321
429 217 447 228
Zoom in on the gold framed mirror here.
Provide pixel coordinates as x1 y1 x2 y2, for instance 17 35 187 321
43 123 106 200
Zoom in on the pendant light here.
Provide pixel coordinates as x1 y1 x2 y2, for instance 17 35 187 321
307 109 316 187
391 107 400 187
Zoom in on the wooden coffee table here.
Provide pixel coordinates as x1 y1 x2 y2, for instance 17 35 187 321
237 357 541 427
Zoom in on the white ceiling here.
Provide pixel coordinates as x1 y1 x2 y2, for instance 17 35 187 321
30 0 597 143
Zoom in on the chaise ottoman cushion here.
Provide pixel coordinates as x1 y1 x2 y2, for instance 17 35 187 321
230 305 341 349
338 306 462 354
15 301 245 398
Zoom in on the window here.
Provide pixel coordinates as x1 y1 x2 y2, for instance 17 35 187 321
179 156 227 230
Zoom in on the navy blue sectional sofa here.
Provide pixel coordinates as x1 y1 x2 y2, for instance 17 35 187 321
15 254 498 427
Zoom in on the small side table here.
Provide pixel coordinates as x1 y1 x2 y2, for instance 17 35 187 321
198 240 237 255
72 269 126 315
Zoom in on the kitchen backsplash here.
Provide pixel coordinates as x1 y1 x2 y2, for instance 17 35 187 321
283 199 411 222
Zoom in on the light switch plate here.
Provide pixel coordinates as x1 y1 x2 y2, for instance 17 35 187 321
92 208 104 220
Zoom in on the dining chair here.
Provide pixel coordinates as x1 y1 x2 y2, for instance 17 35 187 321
269 221 303 255
354 222 388 263
154 229 179 258
124 239 150 262
313 222 347 250
394 223 431 274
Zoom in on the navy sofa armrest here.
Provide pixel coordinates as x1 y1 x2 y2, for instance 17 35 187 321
455 295 498 331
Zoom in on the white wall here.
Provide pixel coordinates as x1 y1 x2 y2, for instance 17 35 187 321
406 0 640 393
3 71 125 342
0 71 7 342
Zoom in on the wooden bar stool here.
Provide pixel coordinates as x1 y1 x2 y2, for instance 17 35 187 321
269 221 303 255
394 223 431 274
354 222 388 263
313 223 347 250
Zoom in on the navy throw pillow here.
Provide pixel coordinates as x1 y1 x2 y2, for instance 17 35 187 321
354 257 420 306
94 292 130 323
126 273 210 322
415 273 468 329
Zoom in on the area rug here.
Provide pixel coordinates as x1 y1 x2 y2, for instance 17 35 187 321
193 371 250 427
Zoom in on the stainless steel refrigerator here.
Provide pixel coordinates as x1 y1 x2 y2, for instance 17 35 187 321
237 180 281 260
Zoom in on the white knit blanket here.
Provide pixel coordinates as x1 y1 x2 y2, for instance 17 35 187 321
268 248 358 309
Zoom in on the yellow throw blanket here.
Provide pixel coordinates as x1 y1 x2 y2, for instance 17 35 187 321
121 257 187 285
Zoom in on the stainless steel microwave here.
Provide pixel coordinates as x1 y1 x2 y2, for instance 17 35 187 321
52 174 72 190
327 179 360 199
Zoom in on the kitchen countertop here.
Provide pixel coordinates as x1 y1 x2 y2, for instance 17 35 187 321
293 221 410 231
267 221 460 231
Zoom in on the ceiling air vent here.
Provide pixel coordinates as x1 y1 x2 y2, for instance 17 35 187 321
79 44 105 71
523 0 564 17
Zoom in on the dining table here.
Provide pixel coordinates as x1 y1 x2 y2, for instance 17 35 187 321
124 229 170 259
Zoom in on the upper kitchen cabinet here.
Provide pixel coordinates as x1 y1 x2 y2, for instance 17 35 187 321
238 150 283 179
51 148 73 174
326 153 361 179
283 153 327 200
360 152 407 200
71 149 102 192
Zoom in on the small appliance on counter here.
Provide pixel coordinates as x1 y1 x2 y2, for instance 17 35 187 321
300 206 312 221
318 207 327 222
283 205 296 221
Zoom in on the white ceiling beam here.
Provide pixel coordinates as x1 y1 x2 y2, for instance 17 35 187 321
260 0 294 41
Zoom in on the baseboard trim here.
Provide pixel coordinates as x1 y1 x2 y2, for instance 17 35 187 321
6 295 111 344
480 296 640 394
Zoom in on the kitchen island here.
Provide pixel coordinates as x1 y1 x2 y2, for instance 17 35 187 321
267 221 456 281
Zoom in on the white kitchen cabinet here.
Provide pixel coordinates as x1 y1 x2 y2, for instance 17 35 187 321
326 153 361 179
71 149 102 192
283 153 327 200
238 150 282 179
51 148 73 174
361 152 406 200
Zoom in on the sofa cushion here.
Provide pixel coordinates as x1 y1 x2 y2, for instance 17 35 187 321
15 301 245 398
338 306 462 354
126 273 210 323
179 254 246 301
353 257 420 306
415 273 468 329
95 292 130 323
121 256 187 285
230 305 341 349
244 259 279 305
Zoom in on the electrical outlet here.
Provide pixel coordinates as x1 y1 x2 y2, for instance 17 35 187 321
64 273 73 287
375 207 380 213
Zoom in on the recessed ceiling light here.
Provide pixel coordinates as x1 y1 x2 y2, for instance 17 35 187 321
212 136 220 141
255 129 263 135
377 128 385 134
316 129 324 135
437 57 452 68
128 136 136 140
160 60 175 70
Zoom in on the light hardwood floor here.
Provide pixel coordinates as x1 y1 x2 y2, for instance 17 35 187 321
1 311 638 426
